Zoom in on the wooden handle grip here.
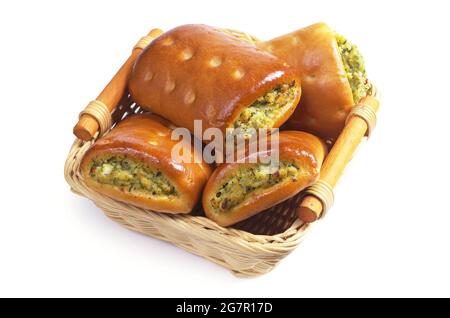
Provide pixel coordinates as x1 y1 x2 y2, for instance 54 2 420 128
297 95 380 222
73 28 163 140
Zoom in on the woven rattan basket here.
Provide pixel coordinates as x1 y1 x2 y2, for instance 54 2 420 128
64 28 379 277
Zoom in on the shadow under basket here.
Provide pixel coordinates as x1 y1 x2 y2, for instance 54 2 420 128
65 28 379 277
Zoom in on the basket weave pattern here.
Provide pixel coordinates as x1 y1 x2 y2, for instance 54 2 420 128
65 28 375 276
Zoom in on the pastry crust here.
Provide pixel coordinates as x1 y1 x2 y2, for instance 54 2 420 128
259 22 354 141
202 131 326 226
129 24 301 139
81 114 212 213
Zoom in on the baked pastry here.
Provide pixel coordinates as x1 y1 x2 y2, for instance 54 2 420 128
129 24 301 140
259 22 370 141
81 114 212 213
202 131 326 226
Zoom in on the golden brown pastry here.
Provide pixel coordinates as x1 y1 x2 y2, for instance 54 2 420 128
81 114 212 213
129 24 301 140
202 131 326 226
259 22 369 141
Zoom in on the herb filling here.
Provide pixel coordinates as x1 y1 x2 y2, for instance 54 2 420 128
233 82 298 137
89 156 177 197
210 161 300 212
335 33 370 103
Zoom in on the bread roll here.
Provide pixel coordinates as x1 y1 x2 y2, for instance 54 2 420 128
202 131 326 226
259 23 369 141
129 24 301 140
81 114 212 213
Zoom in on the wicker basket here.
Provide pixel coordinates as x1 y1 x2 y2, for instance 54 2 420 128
64 28 379 277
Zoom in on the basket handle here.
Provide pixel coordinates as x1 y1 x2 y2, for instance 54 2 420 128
297 92 380 222
73 28 163 141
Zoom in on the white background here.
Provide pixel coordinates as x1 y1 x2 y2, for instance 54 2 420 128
1 0 449 297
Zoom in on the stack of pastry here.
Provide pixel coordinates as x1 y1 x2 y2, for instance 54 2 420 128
81 23 369 226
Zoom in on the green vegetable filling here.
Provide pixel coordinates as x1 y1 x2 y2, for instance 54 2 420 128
233 82 298 137
210 161 300 212
89 156 177 197
335 33 370 103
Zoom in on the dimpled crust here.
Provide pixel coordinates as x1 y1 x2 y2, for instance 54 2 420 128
80 114 212 214
259 23 354 141
128 24 301 139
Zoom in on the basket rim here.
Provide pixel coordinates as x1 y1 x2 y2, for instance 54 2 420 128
65 26 379 275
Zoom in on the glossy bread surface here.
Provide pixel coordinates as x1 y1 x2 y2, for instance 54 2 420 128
129 24 301 138
202 131 326 226
81 114 212 213
260 23 354 141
